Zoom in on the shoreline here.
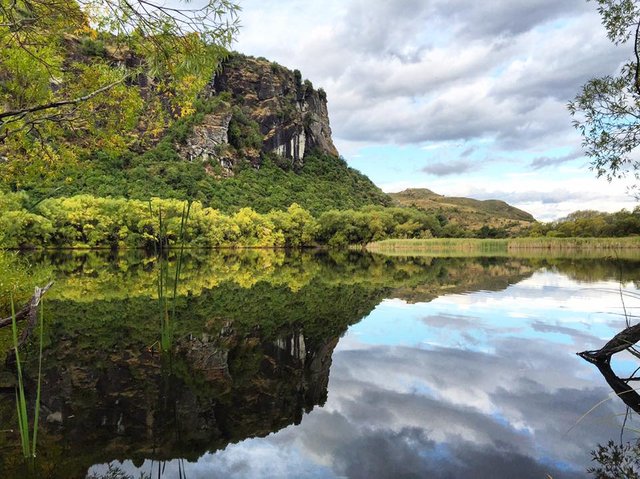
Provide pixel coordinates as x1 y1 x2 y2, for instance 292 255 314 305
365 237 640 259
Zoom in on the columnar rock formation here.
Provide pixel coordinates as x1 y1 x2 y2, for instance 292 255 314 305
178 54 338 174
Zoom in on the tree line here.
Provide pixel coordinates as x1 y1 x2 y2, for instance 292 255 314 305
527 208 640 238
0 193 442 249
2 192 639 251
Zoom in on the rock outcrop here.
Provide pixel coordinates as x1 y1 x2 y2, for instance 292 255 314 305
178 111 232 165
178 53 339 173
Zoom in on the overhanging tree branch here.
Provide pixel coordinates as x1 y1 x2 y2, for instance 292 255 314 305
0 0 239 165
569 1 640 185
0 77 127 122
635 19 640 95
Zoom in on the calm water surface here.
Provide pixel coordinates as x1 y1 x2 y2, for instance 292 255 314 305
1 251 640 478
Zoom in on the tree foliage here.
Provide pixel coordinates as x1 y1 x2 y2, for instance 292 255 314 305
0 0 239 177
527 207 640 237
569 0 640 182
588 440 640 478
0 192 443 249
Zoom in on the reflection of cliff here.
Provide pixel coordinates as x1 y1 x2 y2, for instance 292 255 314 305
48 327 336 459
0 293 351 478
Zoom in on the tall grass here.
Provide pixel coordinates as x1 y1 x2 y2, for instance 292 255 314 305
10 293 44 459
156 201 191 353
507 237 640 250
366 237 640 259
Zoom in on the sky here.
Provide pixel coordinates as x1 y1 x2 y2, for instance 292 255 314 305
231 0 640 221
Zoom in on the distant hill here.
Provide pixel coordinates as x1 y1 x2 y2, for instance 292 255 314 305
390 188 535 235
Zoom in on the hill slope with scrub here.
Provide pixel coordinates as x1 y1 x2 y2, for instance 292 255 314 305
0 41 540 245
390 188 536 237
1 52 389 215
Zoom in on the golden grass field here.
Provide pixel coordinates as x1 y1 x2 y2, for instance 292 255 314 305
366 237 640 259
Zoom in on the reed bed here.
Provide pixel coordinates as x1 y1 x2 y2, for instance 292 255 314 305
366 237 640 259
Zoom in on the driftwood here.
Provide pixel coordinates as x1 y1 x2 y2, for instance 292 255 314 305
578 322 640 413
578 322 640 364
0 282 53 346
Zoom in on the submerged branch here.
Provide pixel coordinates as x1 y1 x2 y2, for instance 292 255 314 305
0 282 53 331
578 321 640 414
578 321 640 362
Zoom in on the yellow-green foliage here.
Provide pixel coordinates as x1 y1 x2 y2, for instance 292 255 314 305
0 251 51 316
0 193 446 249
0 193 320 249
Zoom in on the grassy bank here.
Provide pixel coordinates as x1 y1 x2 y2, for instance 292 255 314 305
366 237 640 259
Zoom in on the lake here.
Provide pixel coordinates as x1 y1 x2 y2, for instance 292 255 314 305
1 250 640 478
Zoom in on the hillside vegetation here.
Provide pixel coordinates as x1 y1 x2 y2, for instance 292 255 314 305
390 188 535 237
9 148 390 216
0 54 390 215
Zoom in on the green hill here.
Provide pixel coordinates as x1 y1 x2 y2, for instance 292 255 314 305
1 53 390 215
390 188 535 236
15 147 390 216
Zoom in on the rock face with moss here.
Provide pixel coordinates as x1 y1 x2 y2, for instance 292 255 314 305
178 53 339 173
177 111 233 169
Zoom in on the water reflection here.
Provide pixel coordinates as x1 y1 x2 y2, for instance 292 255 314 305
1 251 640 478
578 315 640 476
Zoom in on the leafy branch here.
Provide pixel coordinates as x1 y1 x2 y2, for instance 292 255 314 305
569 1 640 184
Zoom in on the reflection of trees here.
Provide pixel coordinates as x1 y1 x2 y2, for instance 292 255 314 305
18 250 640 305
542 258 640 285
87 464 151 479
24 250 542 304
0 250 551 477
4 251 639 477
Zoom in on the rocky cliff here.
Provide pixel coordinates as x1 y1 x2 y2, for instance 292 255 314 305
178 53 339 175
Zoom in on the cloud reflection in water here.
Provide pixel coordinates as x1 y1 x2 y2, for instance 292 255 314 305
92 271 638 478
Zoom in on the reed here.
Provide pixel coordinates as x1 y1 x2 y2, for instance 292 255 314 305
32 300 43 455
11 294 30 458
10 293 44 459
156 201 191 352
367 237 640 259
367 238 508 253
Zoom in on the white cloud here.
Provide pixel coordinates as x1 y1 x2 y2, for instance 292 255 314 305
234 0 638 218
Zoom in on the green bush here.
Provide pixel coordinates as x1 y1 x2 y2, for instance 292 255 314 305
0 251 51 316
228 107 263 150
79 37 106 57
0 191 446 250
